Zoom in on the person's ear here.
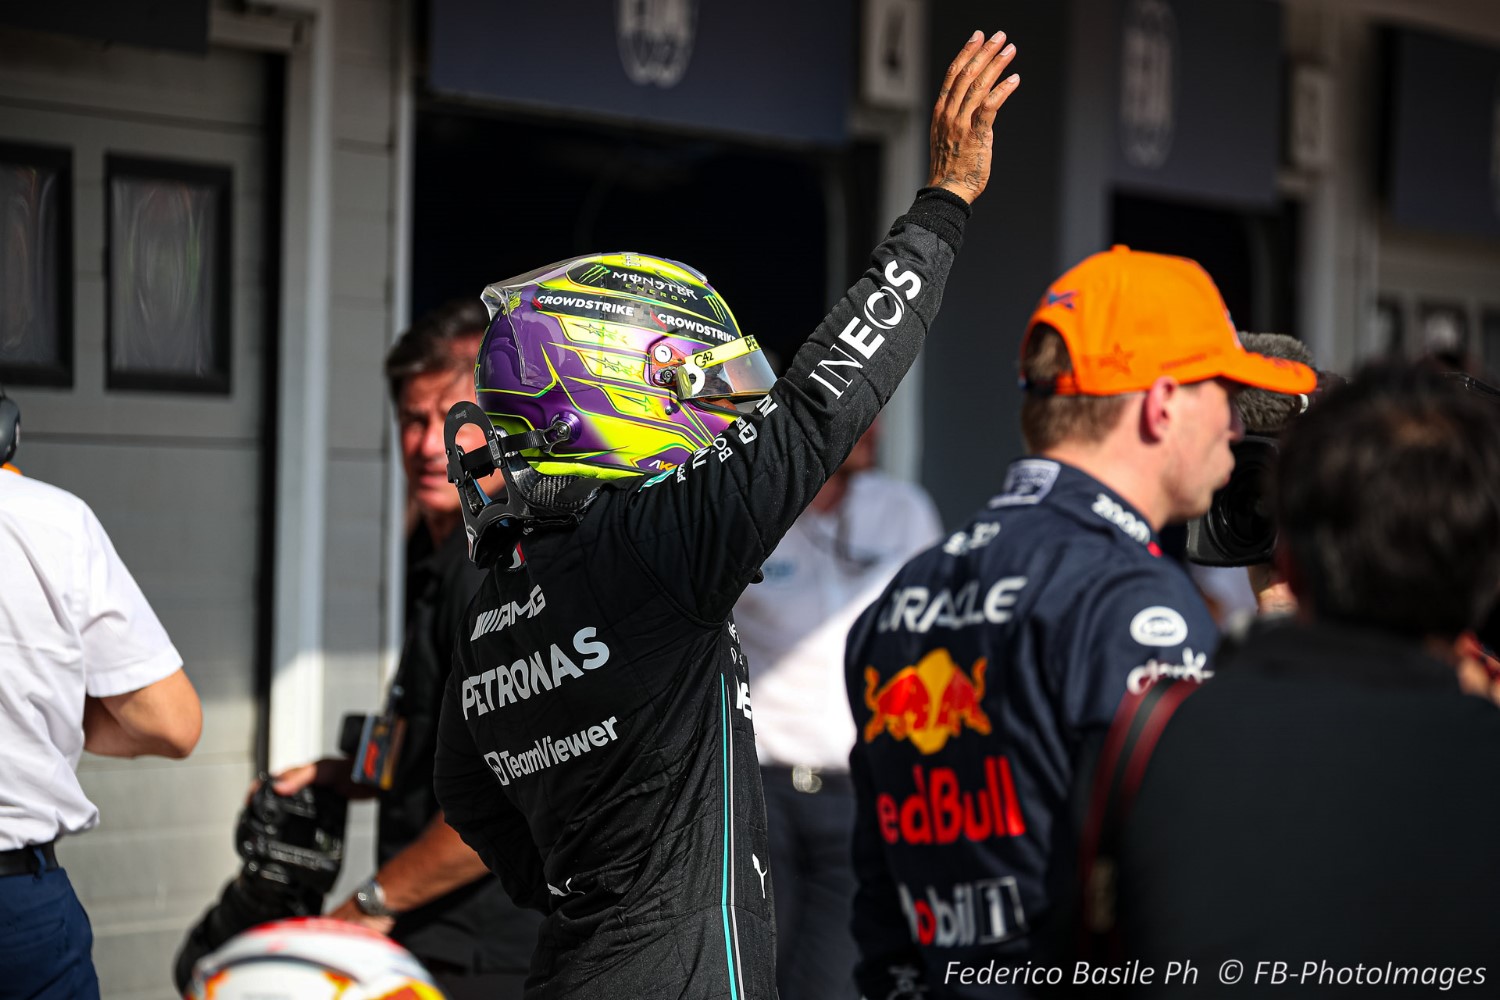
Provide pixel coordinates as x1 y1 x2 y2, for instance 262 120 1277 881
1141 376 1178 443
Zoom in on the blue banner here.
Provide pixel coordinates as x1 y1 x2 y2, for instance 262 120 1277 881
1110 0 1282 207
429 0 854 145
1387 29 1500 243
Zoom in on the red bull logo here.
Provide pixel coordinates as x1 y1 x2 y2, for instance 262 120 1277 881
877 756 1027 845
864 649 992 754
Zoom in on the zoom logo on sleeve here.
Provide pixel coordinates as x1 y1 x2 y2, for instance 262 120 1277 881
1091 494 1151 545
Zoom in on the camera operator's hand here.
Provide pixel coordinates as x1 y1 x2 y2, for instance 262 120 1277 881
1456 632 1500 707
1248 562 1298 617
926 29 1021 204
247 756 375 804
327 896 395 936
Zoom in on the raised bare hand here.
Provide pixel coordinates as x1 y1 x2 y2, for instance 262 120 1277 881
928 30 1021 204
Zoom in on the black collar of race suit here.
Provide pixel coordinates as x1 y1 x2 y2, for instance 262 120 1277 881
987 457 1166 557
444 400 603 569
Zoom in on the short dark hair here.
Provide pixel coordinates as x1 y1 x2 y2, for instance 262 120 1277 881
1275 362 1500 639
385 298 489 404
1019 325 1130 452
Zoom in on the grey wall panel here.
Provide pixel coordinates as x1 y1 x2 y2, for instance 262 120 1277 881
337 0 396 66
0 26 259 124
334 146 394 220
322 456 387 605
62 803 240 909
321 455 389 744
308 0 401 921
334 59 395 148
332 214 395 303
78 758 251 842
920 3 1072 527
93 928 220 1000
328 300 395 452
321 647 386 735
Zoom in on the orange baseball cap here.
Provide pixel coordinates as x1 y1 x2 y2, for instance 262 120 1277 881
1023 246 1316 396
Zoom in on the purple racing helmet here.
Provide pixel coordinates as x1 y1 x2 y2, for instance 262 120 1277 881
442 253 777 566
474 252 776 480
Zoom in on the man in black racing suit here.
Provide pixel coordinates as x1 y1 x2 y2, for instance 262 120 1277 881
430 30 1022 1000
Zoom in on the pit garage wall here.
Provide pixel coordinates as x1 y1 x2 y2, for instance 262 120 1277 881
317 3 404 735
307 0 407 939
284 0 412 948
208 0 413 969
917 1 1073 526
0 22 275 996
1365 23 1500 370
918 0 1286 527
1283 1 1500 379
0 0 408 993
115 0 409 989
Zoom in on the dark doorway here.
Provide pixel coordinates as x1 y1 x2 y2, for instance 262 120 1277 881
1110 191 1300 338
414 107 879 367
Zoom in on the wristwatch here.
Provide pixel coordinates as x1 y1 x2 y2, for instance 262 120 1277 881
353 876 397 918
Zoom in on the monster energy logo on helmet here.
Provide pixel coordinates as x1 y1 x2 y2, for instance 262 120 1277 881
567 260 702 305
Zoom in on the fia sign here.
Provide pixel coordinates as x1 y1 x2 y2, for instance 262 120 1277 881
1119 0 1176 170
616 0 698 88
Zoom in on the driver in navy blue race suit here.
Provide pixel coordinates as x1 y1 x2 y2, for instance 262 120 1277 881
844 247 1318 999
430 32 1022 1000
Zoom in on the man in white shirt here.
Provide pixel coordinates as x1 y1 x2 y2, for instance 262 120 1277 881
0 431 201 998
734 424 942 1000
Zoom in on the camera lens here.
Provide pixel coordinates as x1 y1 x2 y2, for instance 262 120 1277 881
1203 439 1277 565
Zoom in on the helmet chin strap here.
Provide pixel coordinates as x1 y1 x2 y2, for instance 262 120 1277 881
687 397 751 422
444 401 602 568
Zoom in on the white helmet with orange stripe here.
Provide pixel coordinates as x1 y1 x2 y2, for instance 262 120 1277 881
183 917 445 1000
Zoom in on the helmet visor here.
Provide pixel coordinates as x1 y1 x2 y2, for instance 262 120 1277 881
676 335 776 411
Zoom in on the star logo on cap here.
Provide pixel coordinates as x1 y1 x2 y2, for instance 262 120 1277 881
1098 342 1134 375
1046 290 1077 310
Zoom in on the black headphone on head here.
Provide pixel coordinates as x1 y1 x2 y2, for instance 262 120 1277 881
0 382 19 466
